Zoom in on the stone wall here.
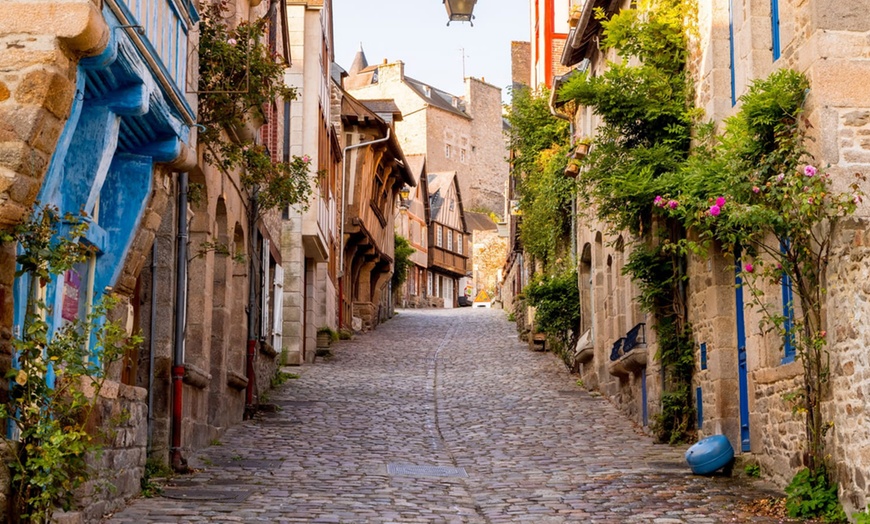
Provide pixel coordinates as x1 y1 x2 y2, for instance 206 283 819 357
826 218 870 514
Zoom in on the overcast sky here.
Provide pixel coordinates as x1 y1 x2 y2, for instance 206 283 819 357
333 0 530 103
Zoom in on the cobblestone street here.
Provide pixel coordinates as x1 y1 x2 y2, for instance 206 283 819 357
107 309 788 523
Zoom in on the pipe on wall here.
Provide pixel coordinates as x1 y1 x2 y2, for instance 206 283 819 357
170 171 188 472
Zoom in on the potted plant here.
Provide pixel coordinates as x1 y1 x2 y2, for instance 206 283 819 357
574 136 592 158
316 327 337 349
564 159 581 178
568 3 583 27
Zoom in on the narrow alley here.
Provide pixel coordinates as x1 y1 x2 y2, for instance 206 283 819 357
107 309 784 523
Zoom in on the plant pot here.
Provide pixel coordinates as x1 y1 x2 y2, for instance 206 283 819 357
564 162 580 178
316 333 331 349
574 142 590 158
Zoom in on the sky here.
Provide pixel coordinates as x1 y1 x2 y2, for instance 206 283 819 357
332 0 530 103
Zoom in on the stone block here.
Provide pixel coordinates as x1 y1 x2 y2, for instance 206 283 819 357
0 81 9 101
0 141 46 175
14 69 75 118
812 61 870 108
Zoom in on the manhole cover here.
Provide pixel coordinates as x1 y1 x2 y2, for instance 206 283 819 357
387 463 468 478
161 487 254 502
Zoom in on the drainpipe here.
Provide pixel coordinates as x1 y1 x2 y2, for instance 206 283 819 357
171 172 189 471
337 128 391 326
147 241 157 454
245 190 260 418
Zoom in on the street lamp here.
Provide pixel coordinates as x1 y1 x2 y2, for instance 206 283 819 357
399 186 411 210
444 0 477 26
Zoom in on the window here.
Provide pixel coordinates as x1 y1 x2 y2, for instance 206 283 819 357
427 271 433 296
447 230 454 251
445 144 451 158
457 234 463 254
435 224 443 247
460 149 466 163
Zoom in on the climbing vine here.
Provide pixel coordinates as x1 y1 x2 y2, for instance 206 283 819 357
658 69 864 506
197 3 311 213
505 86 573 270
559 0 696 444
0 208 140 522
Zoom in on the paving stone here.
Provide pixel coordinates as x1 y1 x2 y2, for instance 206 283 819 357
105 309 795 523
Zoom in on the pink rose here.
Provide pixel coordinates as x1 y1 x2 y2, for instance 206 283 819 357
668 200 678 209
776 173 785 182
804 165 817 177
744 263 754 273
752 186 760 194
302 155 310 163
715 196 726 207
228 38 238 45
708 205 721 217
654 195 664 207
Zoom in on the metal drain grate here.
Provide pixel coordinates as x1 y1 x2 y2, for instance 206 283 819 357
387 463 468 478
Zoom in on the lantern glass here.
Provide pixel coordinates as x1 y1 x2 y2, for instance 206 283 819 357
444 0 477 22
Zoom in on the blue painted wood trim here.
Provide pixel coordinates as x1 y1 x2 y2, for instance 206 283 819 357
729 0 737 106
735 247 751 452
780 241 795 363
696 387 703 429
700 342 708 370
771 0 781 61
100 3 196 123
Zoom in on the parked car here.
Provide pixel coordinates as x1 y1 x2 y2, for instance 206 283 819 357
458 295 472 307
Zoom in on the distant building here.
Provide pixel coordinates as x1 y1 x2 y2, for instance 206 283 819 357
344 50 508 217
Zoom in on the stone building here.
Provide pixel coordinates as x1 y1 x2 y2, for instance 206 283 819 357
1 0 304 518
552 0 870 514
1 0 199 516
281 0 342 364
344 50 508 217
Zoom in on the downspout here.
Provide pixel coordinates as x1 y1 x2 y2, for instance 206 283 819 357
147 241 157 454
171 172 189 472
245 190 260 418
337 127 391 326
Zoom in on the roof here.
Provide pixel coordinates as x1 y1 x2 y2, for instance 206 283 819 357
561 0 614 67
360 99 403 123
404 76 471 120
341 92 416 187
349 44 368 76
464 211 498 232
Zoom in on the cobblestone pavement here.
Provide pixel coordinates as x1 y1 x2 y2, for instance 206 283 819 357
107 308 791 523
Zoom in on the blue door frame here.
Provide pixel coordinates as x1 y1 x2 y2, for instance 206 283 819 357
735 250 751 452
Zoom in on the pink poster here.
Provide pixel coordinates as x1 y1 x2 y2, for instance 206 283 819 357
62 270 81 322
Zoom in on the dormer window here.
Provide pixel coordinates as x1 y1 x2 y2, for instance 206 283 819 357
423 86 431 97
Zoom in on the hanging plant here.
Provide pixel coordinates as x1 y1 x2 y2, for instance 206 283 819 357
197 3 311 213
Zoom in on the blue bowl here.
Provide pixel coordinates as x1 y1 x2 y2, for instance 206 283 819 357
686 434 735 475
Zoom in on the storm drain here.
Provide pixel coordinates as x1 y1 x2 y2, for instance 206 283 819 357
161 487 254 502
387 463 468 478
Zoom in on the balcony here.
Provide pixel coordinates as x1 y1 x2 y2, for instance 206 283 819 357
429 246 467 277
608 323 648 377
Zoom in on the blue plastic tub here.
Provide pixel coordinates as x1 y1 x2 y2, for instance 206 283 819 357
685 434 735 475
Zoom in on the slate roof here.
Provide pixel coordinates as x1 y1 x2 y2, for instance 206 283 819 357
360 99 403 123
465 211 498 232
404 76 471 120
